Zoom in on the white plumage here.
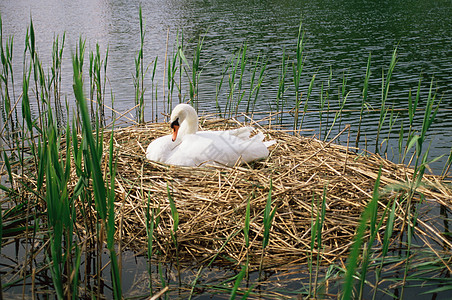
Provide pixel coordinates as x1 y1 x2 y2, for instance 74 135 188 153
146 104 274 167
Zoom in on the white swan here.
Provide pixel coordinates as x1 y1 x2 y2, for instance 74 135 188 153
146 104 274 167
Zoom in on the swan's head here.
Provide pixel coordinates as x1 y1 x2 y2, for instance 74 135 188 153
170 103 198 142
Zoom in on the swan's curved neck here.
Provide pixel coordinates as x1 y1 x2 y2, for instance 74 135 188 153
179 110 198 136
171 104 198 141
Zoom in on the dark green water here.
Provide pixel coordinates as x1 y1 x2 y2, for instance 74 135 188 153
1 0 452 298
1 0 451 171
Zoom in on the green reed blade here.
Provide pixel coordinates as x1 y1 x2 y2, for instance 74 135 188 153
73 46 122 298
230 264 247 300
292 20 305 130
145 191 155 294
276 47 287 124
299 74 315 130
342 168 381 300
372 197 397 300
167 184 179 233
356 53 372 148
73 54 106 219
244 194 251 248
262 179 275 250
441 147 452 179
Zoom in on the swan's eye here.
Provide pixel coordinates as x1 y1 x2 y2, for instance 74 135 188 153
171 118 179 129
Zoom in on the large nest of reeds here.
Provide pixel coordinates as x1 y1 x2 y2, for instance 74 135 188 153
100 117 451 270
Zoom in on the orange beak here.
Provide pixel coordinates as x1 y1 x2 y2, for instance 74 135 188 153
171 124 180 142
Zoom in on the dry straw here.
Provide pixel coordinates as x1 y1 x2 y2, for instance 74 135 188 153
17 116 452 271
91 116 450 271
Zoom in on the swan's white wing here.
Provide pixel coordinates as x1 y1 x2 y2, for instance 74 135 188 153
194 130 271 166
146 128 274 167
146 135 177 162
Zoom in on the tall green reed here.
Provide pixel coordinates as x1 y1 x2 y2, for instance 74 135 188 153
145 191 161 295
275 47 287 125
298 73 315 131
259 180 276 277
355 53 371 149
89 43 109 126
324 89 348 142
319 67 332 140
178 31 205 111
342 168 382 300
0 14 17 145
73 47 122 298
245 53 266 115
371 197 397 300
166 32 181 112
211 44 266 119
415 79 440 169
308 187 326 298
292 21 305 130
399 200 420 300
167 183 181 279
50 33 65 127
42 111 78 299
375 47 397 154
134 5 146 123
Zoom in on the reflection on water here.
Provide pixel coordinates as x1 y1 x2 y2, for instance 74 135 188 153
1 0 451 170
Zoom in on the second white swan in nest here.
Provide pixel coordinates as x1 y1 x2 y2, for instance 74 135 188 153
146 104 275 167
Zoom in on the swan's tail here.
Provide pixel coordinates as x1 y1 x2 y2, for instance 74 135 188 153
228 127 254 139
264 140 276 148
251 131 276 148
229 127 276 148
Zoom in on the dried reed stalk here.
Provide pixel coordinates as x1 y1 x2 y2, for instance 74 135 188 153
97 118 451 270
12 117 452 270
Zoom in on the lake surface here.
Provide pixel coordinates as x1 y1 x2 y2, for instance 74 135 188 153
1 1 452 297
1 0 451 172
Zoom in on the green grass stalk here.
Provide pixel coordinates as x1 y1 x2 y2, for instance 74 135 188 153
73 49 122 298
167 39 179 110
381 106 398 157
308 187 326 298
234 43 247 116
214 61 229 118
246 53 266 115
342 168 381 300
179 32 205 110
276 48 287 124
375 47 397 154
150 56 158 121
298 73 315 131
167 183 181 279
372 198 397 299
134 5 146 123
356 53 371 149
400 201 419 299
1 15 18 145
145 191 156 294
324 91 348 142
322 68 333 139
50 33 65 127
230 264 247 300
259 180 276 277
415 79 440 169
292 21 305 130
